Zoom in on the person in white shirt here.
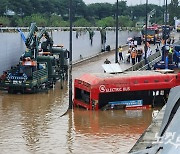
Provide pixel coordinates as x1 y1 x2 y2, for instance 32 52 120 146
134 40 137 47
147 47 152 57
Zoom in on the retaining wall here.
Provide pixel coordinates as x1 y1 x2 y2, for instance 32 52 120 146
0 28 140 74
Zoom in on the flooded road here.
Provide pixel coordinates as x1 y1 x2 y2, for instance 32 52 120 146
0 47 158 154
0 85 154 154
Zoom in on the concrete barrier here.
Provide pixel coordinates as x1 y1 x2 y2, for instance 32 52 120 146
124 51 162 71
139 51 162 71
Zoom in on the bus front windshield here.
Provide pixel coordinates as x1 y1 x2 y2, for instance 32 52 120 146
75 88 90 104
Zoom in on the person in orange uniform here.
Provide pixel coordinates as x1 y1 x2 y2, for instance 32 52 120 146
137 48 143 62
131 49 137 65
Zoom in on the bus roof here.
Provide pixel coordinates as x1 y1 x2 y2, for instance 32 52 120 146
75 71 176 86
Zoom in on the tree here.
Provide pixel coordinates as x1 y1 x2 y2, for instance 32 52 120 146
73 0 88 19
41 0 56 15
112 1 128 16
88 3 113 20
119 16 134 27
168 0 180 25
10 0 31 16
73 18 91 27
49 15 68 27
15 17 24 26
22 14 47 26
0 0 9 15
96 17 115 27
130 4 164 25
0 16 10 26
0 0 178 27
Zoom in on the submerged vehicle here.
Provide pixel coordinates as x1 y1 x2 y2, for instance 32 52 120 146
0 23 69 93
73 70 180 110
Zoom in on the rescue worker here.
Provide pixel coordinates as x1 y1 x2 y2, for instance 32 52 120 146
174 50 180 66
167 38 171 45
118 46 123 62
104 58 111 64
147 47 152 57
153 35 156 45
161 39 165 45
131 39 134 48
155 45 160 52
137 48 143 62
126 47 132 63
131 49 137 65
168 46 173 64
134 40 137 47
146 41 150 47
104 58 111 73
172 37 175 44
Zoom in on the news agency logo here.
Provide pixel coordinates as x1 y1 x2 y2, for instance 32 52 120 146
153 132 180 148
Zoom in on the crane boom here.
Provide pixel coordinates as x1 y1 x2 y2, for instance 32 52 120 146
147 9 156 26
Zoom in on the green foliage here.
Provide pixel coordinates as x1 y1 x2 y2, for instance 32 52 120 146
88 3 114 20
49 15 68 27
96 17 115 27
119 16 134 27
15 17 24 27
73 18 91 27
168 0 180 25
113 1 128 16
0 16 10 26
22 16 32 26
0 0 178 27
30 14 47 26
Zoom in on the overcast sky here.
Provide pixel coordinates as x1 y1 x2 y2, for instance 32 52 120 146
83 0 171 6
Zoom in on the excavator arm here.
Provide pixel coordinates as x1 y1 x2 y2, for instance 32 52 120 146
25 23 38 48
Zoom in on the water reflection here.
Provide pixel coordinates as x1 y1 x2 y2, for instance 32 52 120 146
0 80 154 153
73 109 152 135
70 108 153 153
0 81 69 153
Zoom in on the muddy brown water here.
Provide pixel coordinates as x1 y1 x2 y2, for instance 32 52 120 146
0 48 159 154
0 85 154 153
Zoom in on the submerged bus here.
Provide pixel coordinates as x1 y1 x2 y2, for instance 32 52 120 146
73 71 180 110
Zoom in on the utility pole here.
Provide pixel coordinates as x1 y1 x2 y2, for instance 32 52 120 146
164 0 168 45
115 0 119 63
69 0 73 109
145 0 148 65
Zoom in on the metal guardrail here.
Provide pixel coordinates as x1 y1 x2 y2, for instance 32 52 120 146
0 26 142 33
124 51 162 71
139 56 162 71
